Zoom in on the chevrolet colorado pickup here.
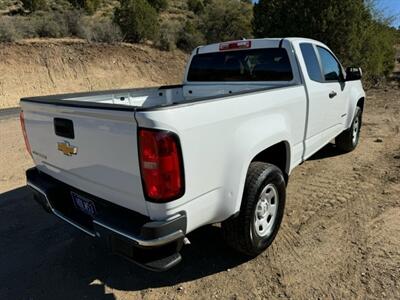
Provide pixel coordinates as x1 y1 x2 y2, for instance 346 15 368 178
20 38 365 271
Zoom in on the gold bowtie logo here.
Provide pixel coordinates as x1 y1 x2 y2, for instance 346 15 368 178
58 141 78 156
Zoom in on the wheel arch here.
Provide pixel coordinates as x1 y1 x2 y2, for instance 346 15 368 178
250 141 291 184
357 97 365 111
346 86 366 129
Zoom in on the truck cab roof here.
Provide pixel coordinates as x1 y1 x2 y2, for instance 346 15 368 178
193 37 329 55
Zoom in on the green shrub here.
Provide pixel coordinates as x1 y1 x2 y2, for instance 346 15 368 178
358 21 396 82
175 0 252 51
157 20 181 51
0 10 124 44
147 0 168 12
199 0 253 43
0 17 18 42
84 0 101 14
176 20 205 51
80 17 122 43
6 11 77 39
31 12 69 38
21 0 49 12
188 0 204 14
63 9 85 36
114 0 159 42
12 16 39 38
66 0 101 14
7 12 70 39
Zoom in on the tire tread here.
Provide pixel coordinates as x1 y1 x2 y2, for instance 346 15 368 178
222 162 284 256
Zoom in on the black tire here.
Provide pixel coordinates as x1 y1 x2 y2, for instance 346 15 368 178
221 162 286 256
336 106 362 152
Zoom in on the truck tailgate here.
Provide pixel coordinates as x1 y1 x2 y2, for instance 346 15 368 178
20 101 148 216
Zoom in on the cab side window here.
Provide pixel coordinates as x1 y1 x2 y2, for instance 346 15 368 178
300 43 323 82
317 46 342 81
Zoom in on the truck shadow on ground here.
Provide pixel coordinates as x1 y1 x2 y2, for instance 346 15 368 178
307 143 345 160
0 187 250 299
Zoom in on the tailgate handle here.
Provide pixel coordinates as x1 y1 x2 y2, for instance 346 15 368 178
54 118 74 139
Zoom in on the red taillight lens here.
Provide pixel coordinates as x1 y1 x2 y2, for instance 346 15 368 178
20 111 32 157
138 128 184 202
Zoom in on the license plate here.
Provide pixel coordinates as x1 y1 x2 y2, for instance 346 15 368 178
71 192 96 217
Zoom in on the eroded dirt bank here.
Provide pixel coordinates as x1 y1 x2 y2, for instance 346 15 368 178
0 39 187 108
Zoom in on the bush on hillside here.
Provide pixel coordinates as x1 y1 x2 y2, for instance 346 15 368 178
188 0 204 14
114 0 159 42
5 11 79 39
11 16 39 38
175 0 252 51
63 9 85 36
31 11 69 37
67 0 101 14
0 17 18 42
157 20 182 51
199 0 253 43
80 17 122 43
147 0 168 12
21 0 48 12
176 20 205 51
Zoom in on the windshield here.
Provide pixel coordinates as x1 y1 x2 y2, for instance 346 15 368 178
187 48 293 82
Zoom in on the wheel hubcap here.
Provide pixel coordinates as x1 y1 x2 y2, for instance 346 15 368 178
254 184 279 238
352 115 360 144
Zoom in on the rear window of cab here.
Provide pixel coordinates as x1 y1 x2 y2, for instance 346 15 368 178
187 48 293 82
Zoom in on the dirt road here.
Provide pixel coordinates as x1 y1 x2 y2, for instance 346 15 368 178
0 85 399 299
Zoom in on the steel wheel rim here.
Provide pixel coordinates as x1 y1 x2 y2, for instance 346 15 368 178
352 115 360 144
254 183 279 238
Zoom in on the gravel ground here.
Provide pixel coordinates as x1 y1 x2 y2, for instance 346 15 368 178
0 86 399 299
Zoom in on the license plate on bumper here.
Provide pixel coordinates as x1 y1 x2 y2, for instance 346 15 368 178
71 191 96 217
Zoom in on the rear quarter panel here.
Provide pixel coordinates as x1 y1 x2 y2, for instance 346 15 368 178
135 85 307 233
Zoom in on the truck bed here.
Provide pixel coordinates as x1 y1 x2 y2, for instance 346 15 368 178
21 83 291 111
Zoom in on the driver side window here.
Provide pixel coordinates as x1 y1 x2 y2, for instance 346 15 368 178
317 46 342 81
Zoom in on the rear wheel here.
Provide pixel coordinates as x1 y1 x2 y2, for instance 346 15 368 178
336 106 362 152
221 162 286 256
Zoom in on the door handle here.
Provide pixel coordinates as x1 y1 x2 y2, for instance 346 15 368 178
329 91 337 99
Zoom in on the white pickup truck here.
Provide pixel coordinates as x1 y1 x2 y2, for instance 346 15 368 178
21 38 365 271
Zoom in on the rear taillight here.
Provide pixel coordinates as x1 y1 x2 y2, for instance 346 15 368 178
20 111 32 158
138 128 184 202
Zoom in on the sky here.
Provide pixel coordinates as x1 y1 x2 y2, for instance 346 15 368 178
377 0 400 27
251 0 400 28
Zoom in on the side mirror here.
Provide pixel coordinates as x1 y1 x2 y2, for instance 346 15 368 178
346 67 362 81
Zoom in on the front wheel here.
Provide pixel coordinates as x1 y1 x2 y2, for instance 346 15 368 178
336 106 362 152
221 162 286 256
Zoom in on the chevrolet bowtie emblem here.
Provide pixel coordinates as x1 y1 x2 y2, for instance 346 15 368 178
58 141 78 156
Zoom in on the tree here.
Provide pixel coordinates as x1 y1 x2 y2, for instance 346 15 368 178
253 0 396 81
200 0 253 43
114 0 159 43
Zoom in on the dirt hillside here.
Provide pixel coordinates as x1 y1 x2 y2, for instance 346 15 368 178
0 39 188 108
